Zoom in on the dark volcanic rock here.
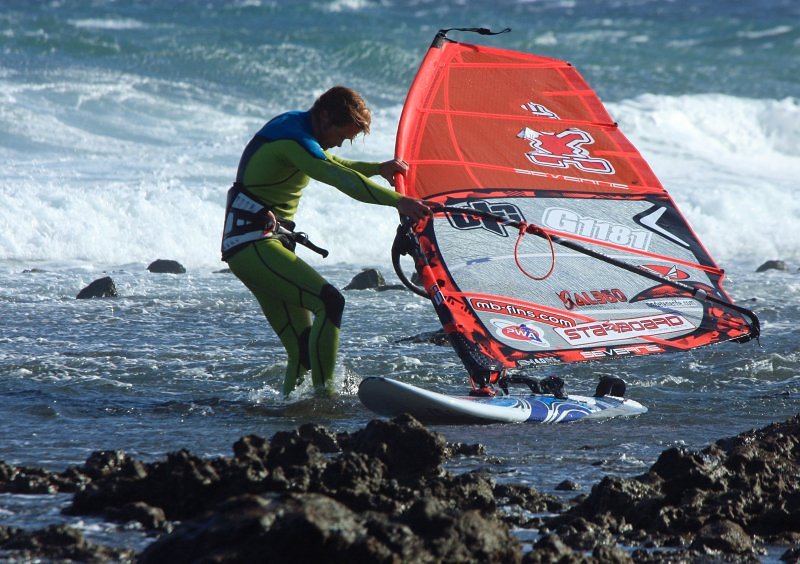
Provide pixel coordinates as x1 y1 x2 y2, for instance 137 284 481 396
130 415 522 563
108 501 169 530
755 259 788 272
343 268 385 290
11 414 525 562
397 328 450 346
547 415 800 556
4 414 800 562
345 414 448 480
690 519 753 554
147 259 186 273
76 276 117 299
342 268 405 291
140 492 521 564
0 524 134 562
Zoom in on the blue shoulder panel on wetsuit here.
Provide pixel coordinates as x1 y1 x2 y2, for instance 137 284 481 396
256 111 326 160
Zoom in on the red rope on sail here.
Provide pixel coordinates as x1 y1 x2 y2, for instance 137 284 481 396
514 223 555 280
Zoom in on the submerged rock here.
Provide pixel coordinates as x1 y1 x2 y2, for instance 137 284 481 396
397 329 450 346
756 259 788 272
76 276 117 299
343 268 405 291
147 259 186 274
343 268 386 290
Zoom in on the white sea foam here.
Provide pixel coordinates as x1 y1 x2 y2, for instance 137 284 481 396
608 94 800 265
68 18 146 30
1 64 797 271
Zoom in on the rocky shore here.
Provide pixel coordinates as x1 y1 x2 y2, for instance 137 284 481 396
1 414 799 562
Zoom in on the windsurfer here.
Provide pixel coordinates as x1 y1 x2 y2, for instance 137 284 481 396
222 86 434 397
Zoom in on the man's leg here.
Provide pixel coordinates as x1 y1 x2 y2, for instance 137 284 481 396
228 239 345 396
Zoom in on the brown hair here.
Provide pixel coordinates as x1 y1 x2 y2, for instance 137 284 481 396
311 86 371 134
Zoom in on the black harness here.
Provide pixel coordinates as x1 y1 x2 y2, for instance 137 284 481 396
220 183 328 261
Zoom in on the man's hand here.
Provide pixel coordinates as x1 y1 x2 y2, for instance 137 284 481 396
379 158 409 187
397 196 437 221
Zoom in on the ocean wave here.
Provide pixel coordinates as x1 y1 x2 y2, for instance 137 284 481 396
1 90 797 269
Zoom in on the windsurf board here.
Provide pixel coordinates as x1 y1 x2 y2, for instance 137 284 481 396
358 376 647 425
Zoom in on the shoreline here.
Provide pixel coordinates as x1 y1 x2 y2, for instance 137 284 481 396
2 414 798 562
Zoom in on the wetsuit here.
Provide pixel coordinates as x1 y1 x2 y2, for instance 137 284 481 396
222 110 402 396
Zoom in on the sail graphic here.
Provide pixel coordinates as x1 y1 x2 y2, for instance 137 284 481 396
393 28 759 384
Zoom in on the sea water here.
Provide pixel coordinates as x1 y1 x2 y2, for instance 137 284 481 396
1 0 798 555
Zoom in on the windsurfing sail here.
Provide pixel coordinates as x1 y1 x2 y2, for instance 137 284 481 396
393 28 759 387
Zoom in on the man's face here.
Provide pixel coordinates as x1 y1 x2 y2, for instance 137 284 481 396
318 121 362 150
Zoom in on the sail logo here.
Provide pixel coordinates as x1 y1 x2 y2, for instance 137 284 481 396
429 283 445 306
517 127 615 175
580 344 664 359
558 289 628 310
542 207 652 251
555 313 694 345
446 201 525 237
640 264 690 281
521 101 559 119
470 298 575 328
491 319 550 348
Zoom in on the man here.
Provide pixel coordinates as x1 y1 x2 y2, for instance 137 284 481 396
221 86 433 397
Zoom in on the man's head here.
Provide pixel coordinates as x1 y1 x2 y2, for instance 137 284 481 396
311 86 371 149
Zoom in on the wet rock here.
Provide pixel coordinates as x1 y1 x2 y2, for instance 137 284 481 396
346 414 448 480
397 328 450 346
555 479 581 491
263 428 327 492
108 501 169 530
232 433 270 463
416 507 521 564
523 534 573 563
6 414 800 562
593 544 634 563
494 482 566 515
319 451 393 512
298 422 340 453
0 525 18 544
147 259 186 273
343 267 385 289
0 461 83 494
60 414 532 561
0 524 134 562
67 448 228 521
756 259 788 272
556 516 616 551
447 441 486 457
547 415 800 554
690 519 753 554
76 276 117 299
139 493 393 563
139 489 521 564
781 546 800 561
80 449 145 481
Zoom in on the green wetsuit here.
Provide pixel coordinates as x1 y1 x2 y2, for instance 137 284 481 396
224 110 402 396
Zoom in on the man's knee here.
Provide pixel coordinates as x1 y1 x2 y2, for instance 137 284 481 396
321 284 345 327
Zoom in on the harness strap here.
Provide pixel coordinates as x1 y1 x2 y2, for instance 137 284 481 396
221 183 327 261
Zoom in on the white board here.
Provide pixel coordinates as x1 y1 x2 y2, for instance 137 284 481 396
358 377 647 424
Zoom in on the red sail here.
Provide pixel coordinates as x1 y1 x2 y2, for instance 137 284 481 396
394 31 758 376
